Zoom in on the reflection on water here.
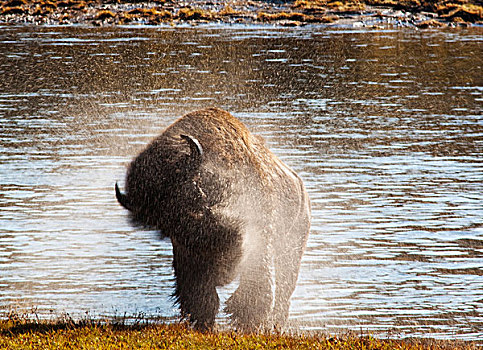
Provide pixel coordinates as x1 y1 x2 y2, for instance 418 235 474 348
0 25 482 340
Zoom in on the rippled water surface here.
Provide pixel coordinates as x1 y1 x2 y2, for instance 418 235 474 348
0 25 482 340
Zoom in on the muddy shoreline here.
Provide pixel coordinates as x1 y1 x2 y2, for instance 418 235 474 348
1 0 482 28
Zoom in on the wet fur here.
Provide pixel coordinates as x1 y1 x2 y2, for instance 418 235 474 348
116 108 310 331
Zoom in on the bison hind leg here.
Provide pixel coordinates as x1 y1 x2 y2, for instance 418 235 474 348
271 208 310 328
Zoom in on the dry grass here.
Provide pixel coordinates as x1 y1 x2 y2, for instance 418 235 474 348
257 11 336 23
0 0 482 25
0 313 479 350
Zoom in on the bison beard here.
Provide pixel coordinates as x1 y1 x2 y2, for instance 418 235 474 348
115 108 310 331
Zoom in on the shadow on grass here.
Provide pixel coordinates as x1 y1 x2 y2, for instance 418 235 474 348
0 309 169 336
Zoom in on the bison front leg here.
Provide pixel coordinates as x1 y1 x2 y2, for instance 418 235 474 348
172 245 219 331
225 230 273 332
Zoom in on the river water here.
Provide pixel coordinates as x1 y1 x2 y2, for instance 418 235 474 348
0 25 482 340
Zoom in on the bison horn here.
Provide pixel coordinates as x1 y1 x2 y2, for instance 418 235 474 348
115 182 132 211
181 134 203 160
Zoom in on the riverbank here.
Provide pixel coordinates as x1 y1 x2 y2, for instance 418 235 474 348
0 319 479 349
0 0 482 27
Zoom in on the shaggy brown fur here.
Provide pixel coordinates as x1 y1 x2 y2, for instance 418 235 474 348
116 108 310 331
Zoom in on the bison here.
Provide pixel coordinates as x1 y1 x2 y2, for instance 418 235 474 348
115 107 310 331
